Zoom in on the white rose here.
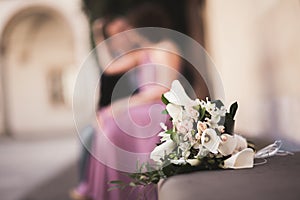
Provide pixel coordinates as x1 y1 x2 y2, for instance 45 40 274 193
150 140 176 163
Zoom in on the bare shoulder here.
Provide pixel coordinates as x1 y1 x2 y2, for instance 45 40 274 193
149 40 181 67
155 39 180 55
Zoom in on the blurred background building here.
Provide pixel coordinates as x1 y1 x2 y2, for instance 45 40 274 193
205 0 300 146
0 0 90 137
0 0 299 199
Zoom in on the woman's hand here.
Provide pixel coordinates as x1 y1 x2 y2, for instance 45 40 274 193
92 19 105 44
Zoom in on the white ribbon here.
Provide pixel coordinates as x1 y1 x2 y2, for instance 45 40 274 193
254 140 294 159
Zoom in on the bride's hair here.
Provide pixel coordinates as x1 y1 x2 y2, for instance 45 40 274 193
127 3 172 29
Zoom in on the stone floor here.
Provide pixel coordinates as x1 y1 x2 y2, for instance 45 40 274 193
0 134 79 200
1 133 299 200
22 163 77 200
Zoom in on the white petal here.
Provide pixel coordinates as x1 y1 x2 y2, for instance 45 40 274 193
234 134 248 152
201 129 220 154
164 80 197 106
218 134 237 156
150 140 176 163
158 131 171 142
170 159 186 165
186 159 200 166
160 123 167 131
166 104 182 122
223 148 254 169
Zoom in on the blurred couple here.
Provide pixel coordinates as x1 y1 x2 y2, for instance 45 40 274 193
71 3 182 200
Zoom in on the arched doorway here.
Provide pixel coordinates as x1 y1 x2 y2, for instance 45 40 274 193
0 6 76 137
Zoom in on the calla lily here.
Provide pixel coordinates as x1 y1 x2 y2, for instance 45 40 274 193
223 148 254 169
186 159 201 166
201 129 220 154
218 134 237 156
164 80 198 107
234 134 248 153
150 140 176 163
166 103 183 122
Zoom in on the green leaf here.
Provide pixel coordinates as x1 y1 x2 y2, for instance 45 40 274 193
107 186 121 191
224 114 235 134
161 94 169 105
165 129 174 134
170 131 179 143
199 107 206 121
109 180 124 184
229 102 238 119
161 109 168 114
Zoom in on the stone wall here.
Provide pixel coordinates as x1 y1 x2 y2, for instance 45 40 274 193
205 0 300 145
0 0 90 136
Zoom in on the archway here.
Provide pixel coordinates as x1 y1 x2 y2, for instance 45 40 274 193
0 6 76 136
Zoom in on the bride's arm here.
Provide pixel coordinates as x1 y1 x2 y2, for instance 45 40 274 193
129 41 181 104
93 19 140 75
98 50 139 75
107 41 181 115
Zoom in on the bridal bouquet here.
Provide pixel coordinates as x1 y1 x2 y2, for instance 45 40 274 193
110 80 255 189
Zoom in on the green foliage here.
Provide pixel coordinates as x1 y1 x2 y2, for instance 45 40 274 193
161 109 168 114
229 102 238 119
224 102 238 134
109 162 163 191
198 107 206 121
161 94 170 105
109 152 231 192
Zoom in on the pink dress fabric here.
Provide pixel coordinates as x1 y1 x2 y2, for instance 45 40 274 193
76 55 169 200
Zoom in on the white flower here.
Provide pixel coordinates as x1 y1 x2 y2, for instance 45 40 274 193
164 80 198 107
217 125 225 133
196 144 210 158
171 158 186 165
203 98 216 114
210 106 226 117
150 140 176 163
183 132 195 143
197 121 207 133
218 106 227 116
176 123 188 134
160 123 168 131
185 106 199 121
176 119 193 135
195 122 207 140
158 123 171 142
218 134 237 156
158 131 171 142
186 159 200 166
218 134 249 156
179 142 191 159
205 115 221 129
234 134 248 153
182 119 193 131
201 129 220 154
223 148 254 169
166 103 183 122
195 133 201 140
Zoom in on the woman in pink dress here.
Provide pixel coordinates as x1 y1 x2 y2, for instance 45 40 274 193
71 3 181 200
